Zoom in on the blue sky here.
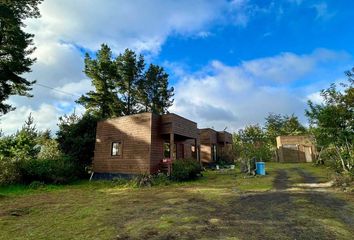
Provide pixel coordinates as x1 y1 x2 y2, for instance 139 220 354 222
1 0 353 134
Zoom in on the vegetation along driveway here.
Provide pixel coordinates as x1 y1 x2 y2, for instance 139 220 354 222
0 163 353 240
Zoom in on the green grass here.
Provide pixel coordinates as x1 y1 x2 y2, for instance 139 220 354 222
0 162 353 240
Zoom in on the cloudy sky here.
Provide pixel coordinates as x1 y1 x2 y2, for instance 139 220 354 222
1 0 354 134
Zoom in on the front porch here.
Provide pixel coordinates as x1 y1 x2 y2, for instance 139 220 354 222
160 113 199 162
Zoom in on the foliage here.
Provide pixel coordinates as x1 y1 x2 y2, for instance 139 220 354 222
37 139 62 160
133 173 154 187
171 158 202 181
76 44 122 119
77 45 174 118
306 70 353 172
0 114 39 161
140 64 174 114
151 173 171 186
56 112 98 173
0 156 20 185
332 173 353 189
306 75 353 148
0 0 43 115
115 48 145 115
264 113 307 146
28 180 45 189
239 158 257 175
17 156 78 184
233 124 273 161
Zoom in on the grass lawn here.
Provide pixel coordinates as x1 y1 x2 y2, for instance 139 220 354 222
0 162 353 240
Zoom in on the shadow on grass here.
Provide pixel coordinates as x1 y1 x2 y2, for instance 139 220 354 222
106 186 354 240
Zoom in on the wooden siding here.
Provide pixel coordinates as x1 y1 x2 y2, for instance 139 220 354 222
200 129 233 164
150 113 164 173
161 114 198 139
94 112 202 175
93 113 153 174
276 135 316 162
199 128 217 164
217 131 232 143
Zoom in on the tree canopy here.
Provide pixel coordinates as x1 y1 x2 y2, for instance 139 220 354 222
306 68 354 147
0 0 43 115
264 113 307 146
77 44 174 118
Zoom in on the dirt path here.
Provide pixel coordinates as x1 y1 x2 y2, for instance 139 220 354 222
294 168 318 184
228 168 354 239
273 169 289 190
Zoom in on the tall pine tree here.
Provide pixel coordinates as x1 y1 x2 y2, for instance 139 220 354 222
141 64 174 114
115 49 145 115
78 45 174 118
0 0 43 115
77 44 122 119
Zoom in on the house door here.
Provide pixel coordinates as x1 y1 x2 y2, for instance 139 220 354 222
304 146 312 162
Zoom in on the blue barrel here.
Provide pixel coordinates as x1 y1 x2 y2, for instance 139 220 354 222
256 162 266 175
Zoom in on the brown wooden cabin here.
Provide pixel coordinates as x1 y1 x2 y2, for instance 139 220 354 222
276 136 317 163
199 128 233 165
92 112 199 177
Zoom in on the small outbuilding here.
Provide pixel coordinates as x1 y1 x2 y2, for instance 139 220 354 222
276 135 317 163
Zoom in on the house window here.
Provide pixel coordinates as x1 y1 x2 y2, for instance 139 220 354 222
111 142 122 156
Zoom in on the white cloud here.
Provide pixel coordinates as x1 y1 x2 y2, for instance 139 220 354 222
306 92 323 104
3 0 256 135
170 49 351 132
241 49 348 83
0 1 350 135
26 0 232 55
0 104 60 135
53 79 92 101
313 2 336 20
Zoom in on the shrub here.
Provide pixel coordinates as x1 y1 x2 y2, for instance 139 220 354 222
28 181 45 189
171 158 202 181
37 139 62 160
332 173 353 189
134 173 154 187
57 113 98 174
18 156 79 184
152 173 171 186
0 156 20 185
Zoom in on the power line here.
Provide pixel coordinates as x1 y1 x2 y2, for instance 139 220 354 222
35 82 81 98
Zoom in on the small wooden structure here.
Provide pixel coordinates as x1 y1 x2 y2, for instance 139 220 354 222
276 136 317 163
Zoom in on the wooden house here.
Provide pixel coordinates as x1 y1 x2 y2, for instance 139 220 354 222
92 112 199 177
92 112 234 177
276 135 317 163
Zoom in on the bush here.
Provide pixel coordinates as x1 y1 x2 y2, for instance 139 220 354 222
152 173 171 186
332 173 353 189
18 156 79 184
57 113 98 173
37 139 62 160
171 158 202 181
131 173 152 187
0 156 20 185
28 181 45 189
